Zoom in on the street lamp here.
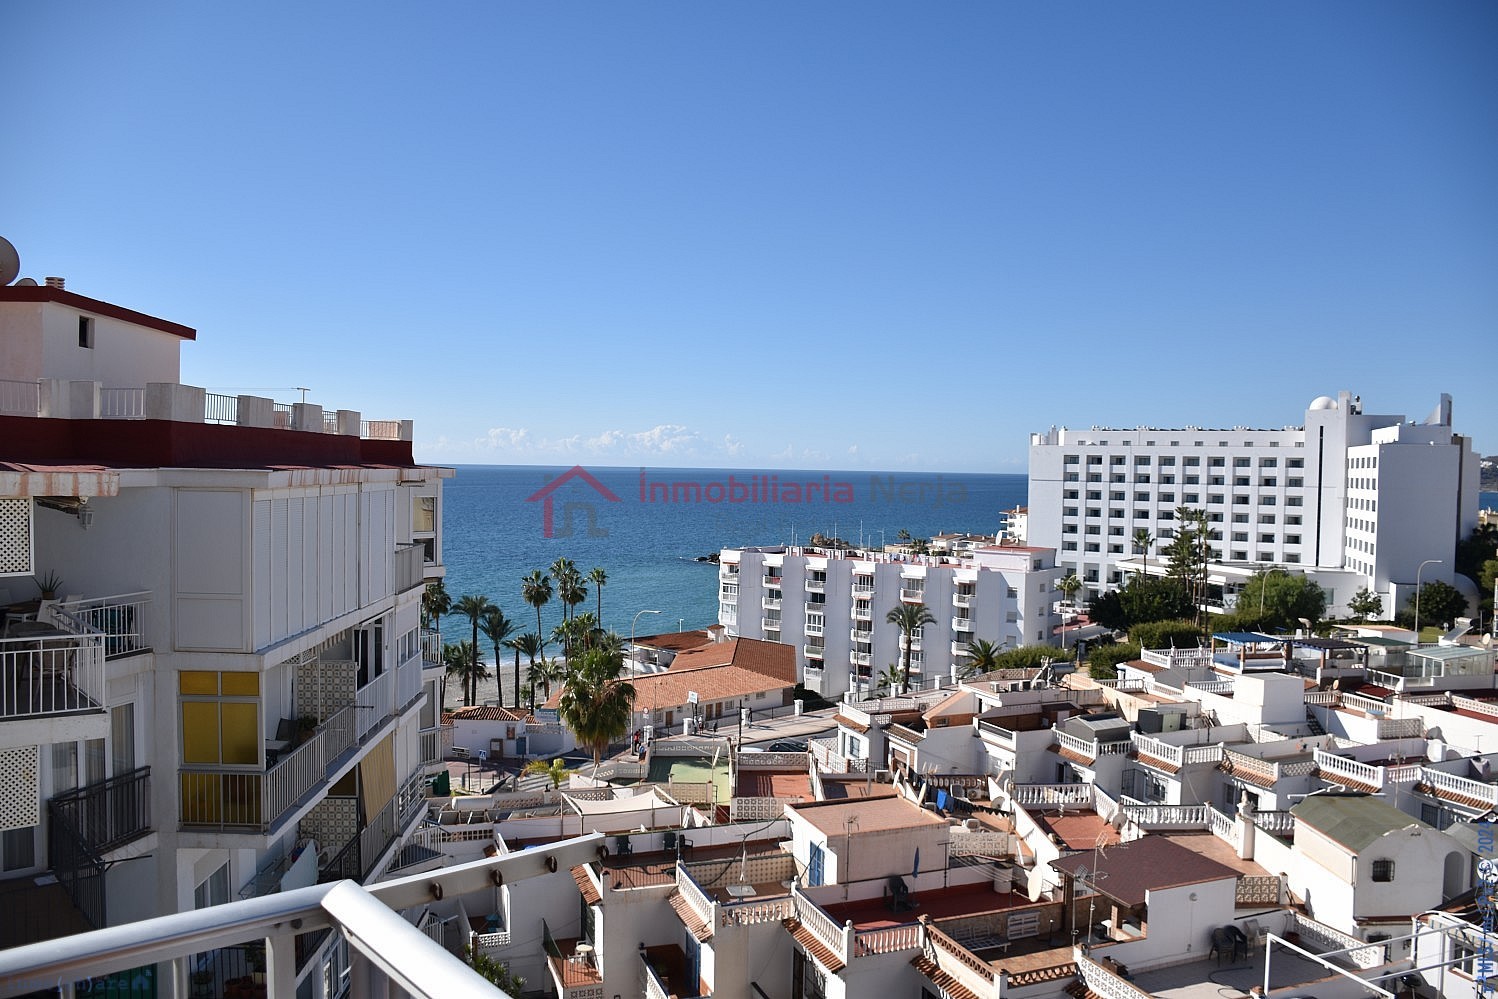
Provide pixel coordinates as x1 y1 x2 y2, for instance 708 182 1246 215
632 609 662 732
1414 560 1443 644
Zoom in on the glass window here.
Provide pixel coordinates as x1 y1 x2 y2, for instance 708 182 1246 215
413 496 436 533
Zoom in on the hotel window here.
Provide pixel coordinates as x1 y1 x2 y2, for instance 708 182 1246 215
1135 456 1150 465
1259 534 1274 544
1111 456 1126 466
1288 458 1304 468
1184 493 1199 504
1086 456 1102 465
1087 491 1101 500
1257 551 1273 561
1085 543 1099 553
1232 550 1247 560
1285 554 1300 563
1371 859 1395 882
1160 456 1176 466
1286 496 1303 506
1087 508 1101 518
1261 477 1277 487
78 316 95 348
1235 477 1250 487
1159 492 1175 503
1185 457 1200 466
1234 457 1250 467
1232 532 1248 542
1286 535 1301 545
413 496 436 533
1109 544 1122 553
1088 473 1102 483
1134 492 1149 502
1185 475 1199 485
1260 458 1277 467
1209 494 1224 505
1288 477 1303 487
1110 508 1124 519
1110 492 1125 501
1064 455 1079 464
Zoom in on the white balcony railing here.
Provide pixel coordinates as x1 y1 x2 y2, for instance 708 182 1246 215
951 616 974 632
762 596 782 611
420 724 454 766
49 592 150 657
1010 783 1092 806
421 629 443 668
805 621 825 637
804 644 824 659
900 588 925 602
397 652 423 711
1419 766 1498 808
792 889 850 966
851 651 872 666
850 627 872 642
761 617 782 632
805 577 825 593
952 592 974 608
0 631 106 720
99 387 145 418
357 670 395 740
395 543 426 594
0 377 41 416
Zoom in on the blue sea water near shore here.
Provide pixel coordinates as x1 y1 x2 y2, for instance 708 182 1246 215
437 465 1029 644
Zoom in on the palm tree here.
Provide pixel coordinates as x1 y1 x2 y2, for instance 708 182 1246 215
442 640 480 707
454 594 493 707
558 572 587 630
1133 528 1154 579
422 580 452 635
557 646 637 772
886 602 936 694
1057 575 1082 651
964 638 1005 677
502 635 526 710
877 663 906 696
589 567 608 625
523 757 570 790
521 570 553 653
513 633 544 710
533 655 569 704
549 558 578 621
480 606 515 709
594 630 625 658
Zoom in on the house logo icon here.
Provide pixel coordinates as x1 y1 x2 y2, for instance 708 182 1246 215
525 465 622 538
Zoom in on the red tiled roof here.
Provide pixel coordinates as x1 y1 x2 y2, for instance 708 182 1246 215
571 866 601 905
669 638 797 683
785 918 845 973
1134 753 1180 774
834 713 871 734
911 955 982 999
449 705 528 722
633 630 713 652
669 891 712 941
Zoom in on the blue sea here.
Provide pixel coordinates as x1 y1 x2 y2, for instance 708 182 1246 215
438 465 1029 642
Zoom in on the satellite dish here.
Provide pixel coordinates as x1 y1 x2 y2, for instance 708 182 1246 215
0 236 19 286
14 277 37 287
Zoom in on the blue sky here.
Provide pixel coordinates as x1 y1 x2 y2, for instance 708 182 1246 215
3 3 1494 471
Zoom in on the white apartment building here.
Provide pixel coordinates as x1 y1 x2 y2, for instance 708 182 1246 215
717 544 1062 699
0 273 451 973
1028 391 1480 614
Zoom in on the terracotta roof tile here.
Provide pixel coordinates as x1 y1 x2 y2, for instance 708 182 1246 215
1134 753 1180 774
670 891 713 941
449 705 528 722
911 955 982 999
571 866 601 905
784 918 845 973
835 713 871 734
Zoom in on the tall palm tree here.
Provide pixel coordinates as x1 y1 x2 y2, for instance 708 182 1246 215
422 580 452 635
1057 575 1082 651
454 594 493 707
594 630 625 659
443 640 480 707
589 567 608 625
964 638 1005 678
877 663 906 696
502 635 526 710
533 655 569 705
557 646 637 772
1133 528 1154 580
513 633 545 710
480 606 516 709
549 558 578 621
886 602 936 694
558 571 587 629
521 570 553 654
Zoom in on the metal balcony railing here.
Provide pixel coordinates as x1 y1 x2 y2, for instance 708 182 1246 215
0 630 106 720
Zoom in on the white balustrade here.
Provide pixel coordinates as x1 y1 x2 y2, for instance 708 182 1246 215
1314 749 1382 788
1123 804 1207 828
721 896 794 926
0 631 106 719
792 889 849 965
854 922 922 956
99 387 145 418
0 377 40 416
1419 766 1498 807
50 592 150 657
676 864 717 933
357 669 395 739
1011 783 1092 806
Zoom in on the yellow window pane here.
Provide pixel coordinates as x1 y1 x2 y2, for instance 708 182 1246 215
221 672 259 697
180 671 218 695
182 702 221 764
221 703 260 765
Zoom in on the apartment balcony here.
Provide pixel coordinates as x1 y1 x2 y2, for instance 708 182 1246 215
899 588 925 603
851 651 873 667
804 644 824 660
951 616 974 633
544 918 604 999
421 628 443 669
761 618 781 633
851 605 872 622
319 769 428 884
394 542 426 594
850 627 872 643
718 564 739 581
804 577 825 593
49 592 151 659
763 574 782 587
49 766 153 857
899 634 923 651
951 641 971 658
718 588 737 603
804 621 824 637
179 704 356 832
952 591 975 608
419 724 455 769
0 628 106 723
761 596 782 611
851 582 875 599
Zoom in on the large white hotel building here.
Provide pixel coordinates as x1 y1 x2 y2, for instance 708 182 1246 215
1028 391 1481 616
717 544 1062 700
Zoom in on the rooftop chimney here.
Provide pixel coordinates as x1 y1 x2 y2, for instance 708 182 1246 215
44 276 64 289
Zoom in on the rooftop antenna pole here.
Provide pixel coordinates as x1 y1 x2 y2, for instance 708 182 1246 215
297 386 311 404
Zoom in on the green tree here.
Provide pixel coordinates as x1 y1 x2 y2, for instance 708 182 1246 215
1233 571 1326 633
1088 641 1141 680
1164 508 1213 633
1119 574 1194 627
461 947 525 994
442 640 480 708
454 594 493 707
1347 586 1384 622
886 602 936 693
962 638 1005 678
1133 528 1154 577
480 606 516 709
1405 580 1468 631
589 566 608 624
1057 574 1083 609
1088 589 1128 632
876 663 907 696
1128 618 1203 651
985 644 1075 671
910 538 930 556
512 633 544 710
523 757 571 789
521 570 553 654
422 580 452 634
558 646 637 771
533 655 569 705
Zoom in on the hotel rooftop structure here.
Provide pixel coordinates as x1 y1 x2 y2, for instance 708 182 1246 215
1028 392 1480 615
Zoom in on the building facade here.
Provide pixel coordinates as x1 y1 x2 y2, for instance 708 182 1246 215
0 278 450 961
718 544 1062 699
1028 391 1480 613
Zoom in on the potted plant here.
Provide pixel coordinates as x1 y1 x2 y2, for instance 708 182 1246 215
35 571 62 601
